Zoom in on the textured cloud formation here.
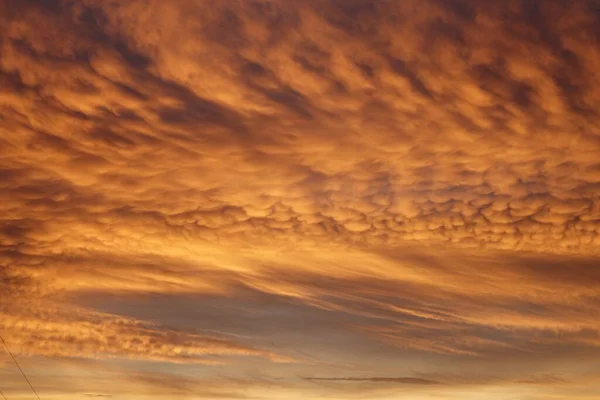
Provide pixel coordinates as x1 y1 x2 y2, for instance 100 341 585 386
3 0 600 255
1 302 283 364
2 0 600 399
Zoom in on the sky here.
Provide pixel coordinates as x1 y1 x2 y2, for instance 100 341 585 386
2 0 600 399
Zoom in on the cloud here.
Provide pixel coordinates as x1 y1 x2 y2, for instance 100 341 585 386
516 374 568 385
0 302 287 364
304 376 440 385
2 1 600 399
304 373 569 387
3 0 600 258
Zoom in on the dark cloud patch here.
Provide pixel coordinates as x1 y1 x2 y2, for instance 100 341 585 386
304 376 440 385
387 57 434 99
262 86 314 119
19 0 63 14
516 374 567 385
320 0 381 37
439 0 477 22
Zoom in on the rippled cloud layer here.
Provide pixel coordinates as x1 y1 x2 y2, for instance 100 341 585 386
2 0 600 399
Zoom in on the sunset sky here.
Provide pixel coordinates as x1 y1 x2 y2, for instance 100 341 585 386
2 0 600 399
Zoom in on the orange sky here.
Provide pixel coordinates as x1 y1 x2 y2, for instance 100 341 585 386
2 0 600 399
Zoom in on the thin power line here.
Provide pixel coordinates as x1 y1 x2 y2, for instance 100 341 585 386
0 337 40 400
0 387 8 400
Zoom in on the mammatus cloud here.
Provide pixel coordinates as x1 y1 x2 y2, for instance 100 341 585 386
2 0 600 399
3 0 600 255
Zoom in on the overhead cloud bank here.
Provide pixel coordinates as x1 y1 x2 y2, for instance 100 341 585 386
4 0 600 254
2 0 600 399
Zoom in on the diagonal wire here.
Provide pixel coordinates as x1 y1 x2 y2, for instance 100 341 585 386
0 337 40 400
0 387 8 400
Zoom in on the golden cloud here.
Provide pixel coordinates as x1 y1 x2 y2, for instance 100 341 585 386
2 1 600 399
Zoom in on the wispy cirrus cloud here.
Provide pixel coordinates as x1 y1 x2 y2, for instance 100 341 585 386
304 376 440 384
